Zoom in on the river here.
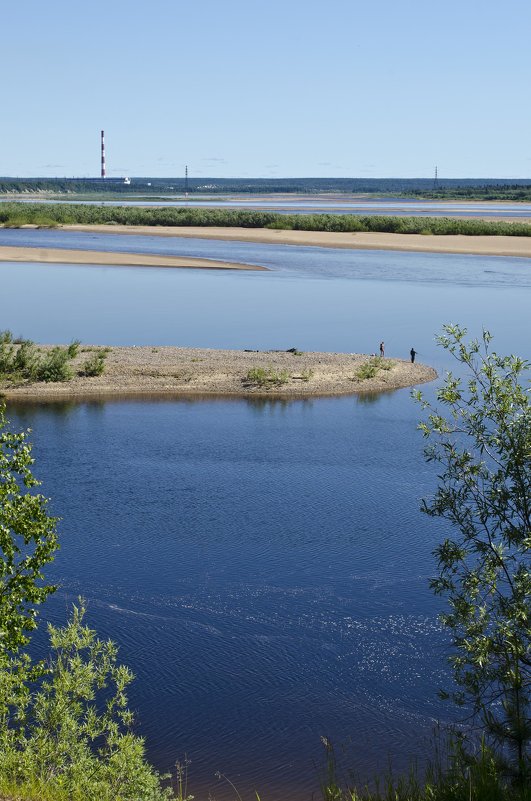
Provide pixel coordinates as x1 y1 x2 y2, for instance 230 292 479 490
3 229 531 800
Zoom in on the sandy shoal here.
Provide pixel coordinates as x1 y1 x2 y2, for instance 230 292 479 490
1 346 437 401
63 224 531 258
0 245 265 271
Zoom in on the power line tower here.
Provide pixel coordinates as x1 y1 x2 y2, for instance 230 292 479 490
184 165 189 195
433 165 439 191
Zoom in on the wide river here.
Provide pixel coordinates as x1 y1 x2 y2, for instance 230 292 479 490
2 229 531 800
13 195 531 217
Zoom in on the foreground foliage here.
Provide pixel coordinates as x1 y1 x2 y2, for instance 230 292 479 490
320 736 530 801
0 406 170 800
415 326 530 786
0 604 172 801
0 405 58 653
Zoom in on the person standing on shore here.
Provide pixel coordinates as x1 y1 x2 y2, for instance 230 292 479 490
410 348 417 363
379 341 385 358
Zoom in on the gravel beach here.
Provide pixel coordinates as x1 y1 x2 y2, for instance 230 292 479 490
1 346 437 401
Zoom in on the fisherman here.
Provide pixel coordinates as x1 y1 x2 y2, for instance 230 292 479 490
410 348 417 363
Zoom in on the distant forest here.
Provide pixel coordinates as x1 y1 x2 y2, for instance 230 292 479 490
2 176 531 199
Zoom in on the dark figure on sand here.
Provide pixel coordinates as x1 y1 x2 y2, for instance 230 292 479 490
379 341 385 357
410 348 417 363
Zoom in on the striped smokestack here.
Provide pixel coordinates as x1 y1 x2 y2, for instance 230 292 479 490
101 130 106 178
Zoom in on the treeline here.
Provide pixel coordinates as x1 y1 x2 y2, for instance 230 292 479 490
0 179 137 194
2 201 531 237
403 184 531 201
2 177 531 195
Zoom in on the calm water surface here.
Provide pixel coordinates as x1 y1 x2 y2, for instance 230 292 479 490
4 233 531 799
13 196 531 217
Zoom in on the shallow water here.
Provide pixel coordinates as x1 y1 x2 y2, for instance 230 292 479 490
4 235 531 799
12 196 531 217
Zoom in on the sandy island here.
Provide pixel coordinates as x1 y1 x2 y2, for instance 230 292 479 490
3 225 531 264
0 245 265 271
0 346 436 401
59 224 531 259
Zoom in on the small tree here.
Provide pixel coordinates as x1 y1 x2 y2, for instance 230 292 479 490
415 325 530 785
0 402 59 654
0 602 173 801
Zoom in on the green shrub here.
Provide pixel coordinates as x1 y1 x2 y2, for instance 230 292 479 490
12 340 39 375
32 215 59 229
0 341 15 375
355 358 379 380
2 201 531 237
34 347 74 383
0 338 39 381
354 357 395 381
67 339 81 358
265 219 290 230
79 350 107 377
0 603 172 801
245 366 290 387
2 216 29 228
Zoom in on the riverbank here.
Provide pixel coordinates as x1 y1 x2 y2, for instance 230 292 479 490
0 245 264 271
0 346 436 400
63 223 531 258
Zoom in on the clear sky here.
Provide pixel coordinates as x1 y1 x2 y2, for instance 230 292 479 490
3 0 531 178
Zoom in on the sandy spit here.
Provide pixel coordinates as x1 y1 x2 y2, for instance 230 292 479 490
1 346 436 401
60 224 531 259
0 245 265 271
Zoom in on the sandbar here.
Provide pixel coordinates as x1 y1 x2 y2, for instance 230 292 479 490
63 224 531 258
0 245 265 271
1 346 436 401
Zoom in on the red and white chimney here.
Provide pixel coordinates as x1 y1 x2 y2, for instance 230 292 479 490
101 130 106 178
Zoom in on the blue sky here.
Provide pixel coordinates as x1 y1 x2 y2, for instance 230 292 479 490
3 0 531 178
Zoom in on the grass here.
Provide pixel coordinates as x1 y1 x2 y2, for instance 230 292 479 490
245 366 290 387
319 736 530 801
354 357 395 381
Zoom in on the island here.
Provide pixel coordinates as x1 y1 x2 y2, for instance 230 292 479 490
1 345 436 400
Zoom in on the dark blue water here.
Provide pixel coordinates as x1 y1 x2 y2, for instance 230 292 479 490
9 393 451 801
3 234 531 800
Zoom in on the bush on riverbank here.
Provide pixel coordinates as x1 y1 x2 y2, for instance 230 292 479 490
2 201 531 236
79 349 108 377
245 366 290 387
353 357 395 381
0 332 106 384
